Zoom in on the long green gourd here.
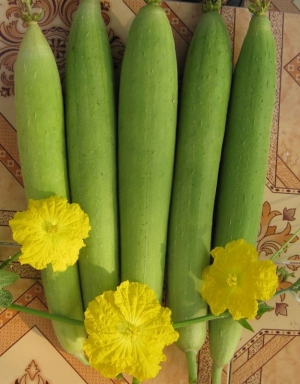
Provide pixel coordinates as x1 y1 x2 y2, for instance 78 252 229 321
118 0 177 302
209 3 276 383
14 5 87 364
65 0 119 308
167 2 232 383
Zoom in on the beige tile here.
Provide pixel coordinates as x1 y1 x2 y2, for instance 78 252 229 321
272 0 300 14
233 8 251 68
0 164 26 212
278 13 300 182
260 336 300 383
144 344 189 384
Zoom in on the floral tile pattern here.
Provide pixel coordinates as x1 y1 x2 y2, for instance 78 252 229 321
0 1 300 383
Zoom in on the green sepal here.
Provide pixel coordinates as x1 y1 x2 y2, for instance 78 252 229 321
0 290 14 310
277 267 295 282
0 270 19 310
0 270 19 290
290 277 300 293
256 302 274 317
237 318 254 332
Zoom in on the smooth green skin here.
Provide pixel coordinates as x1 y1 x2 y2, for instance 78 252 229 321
14 22 87 364
166 11 232 384
209 13 276 384
65 0 119 309
118 3 178 302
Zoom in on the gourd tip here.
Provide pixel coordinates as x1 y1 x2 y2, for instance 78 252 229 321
201 0 223 13
19 0 43 23
248 0 270 15
144 0 161 5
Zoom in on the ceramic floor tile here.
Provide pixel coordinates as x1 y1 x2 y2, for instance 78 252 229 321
1 326 88 384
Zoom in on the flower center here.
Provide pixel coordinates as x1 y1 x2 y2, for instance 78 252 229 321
227 273 237 286
47 223 59 235
119 321 140 339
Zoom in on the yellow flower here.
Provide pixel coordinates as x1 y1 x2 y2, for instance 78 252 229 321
9 195 91 272
83 280 179 381
201 239 278 320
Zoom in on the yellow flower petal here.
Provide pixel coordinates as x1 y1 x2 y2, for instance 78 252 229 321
201 239 279 320
83 281 179 381
252 259 278 300
9 195 91 272
228 290 258 320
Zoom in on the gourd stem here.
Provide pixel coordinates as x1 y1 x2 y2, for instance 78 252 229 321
0 251 21 270
4 281 298 328
211 364 222 384
270 227 300 261
8 304 84 326
24 0 33 17
173 311 230 329
185 350 198 384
